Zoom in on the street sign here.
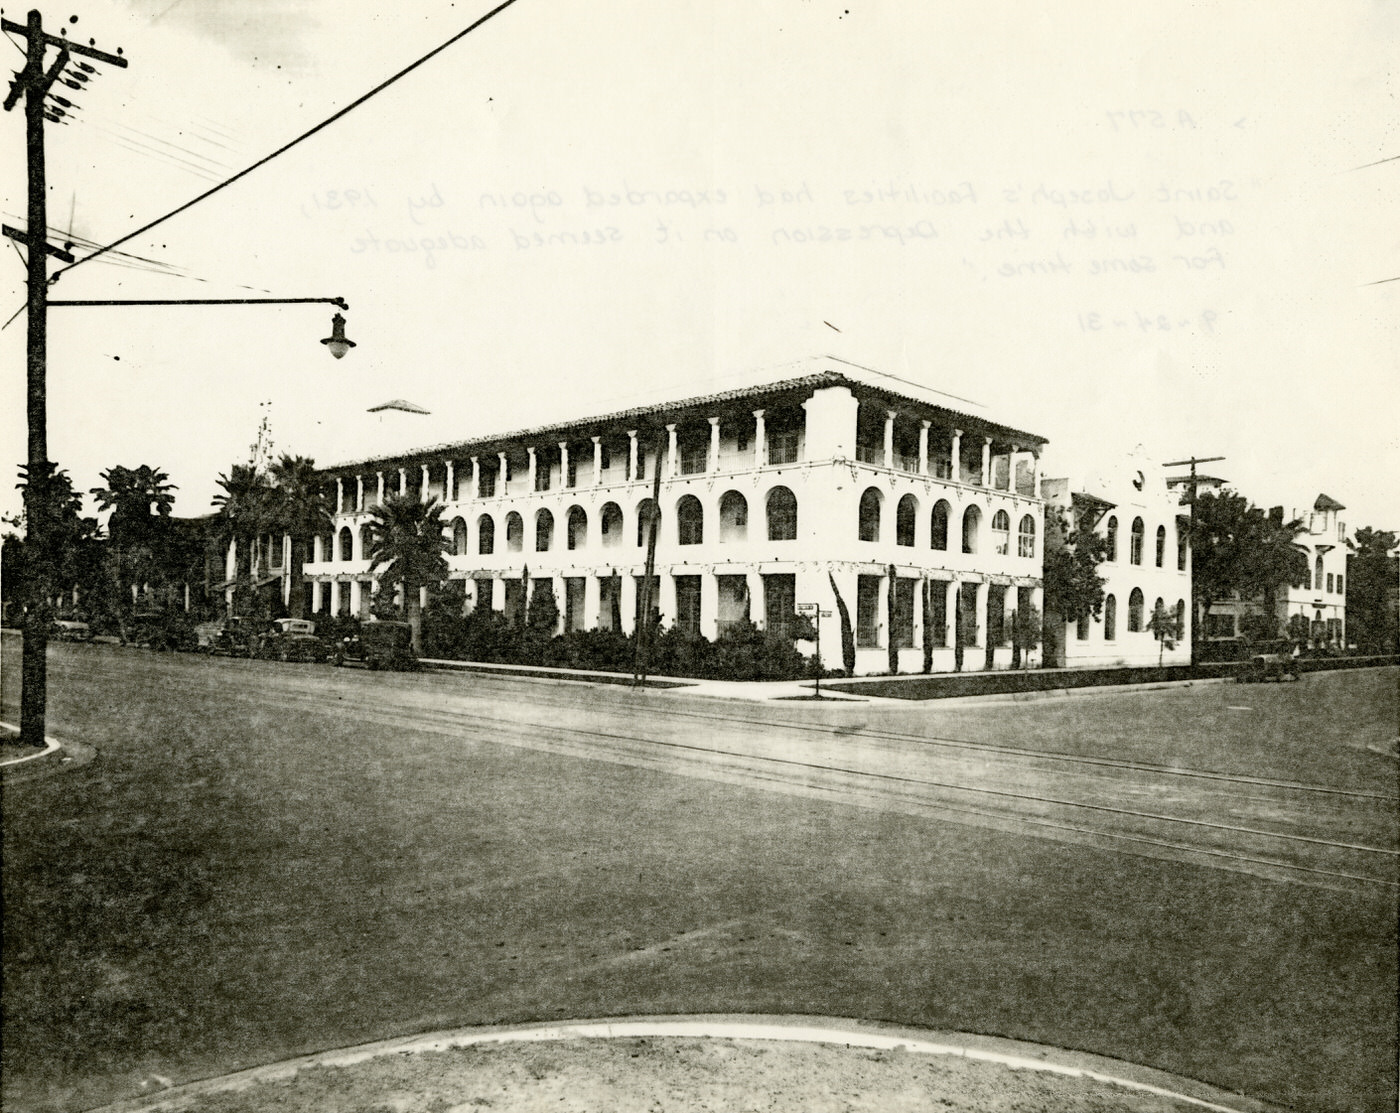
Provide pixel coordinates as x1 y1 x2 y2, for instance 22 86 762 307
795 602 819 616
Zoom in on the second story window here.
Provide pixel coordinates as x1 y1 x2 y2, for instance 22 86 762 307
680 443 707 476
992 510 1010 555
768 430 799 465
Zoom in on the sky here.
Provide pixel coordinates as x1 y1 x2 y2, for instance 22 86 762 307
3 0 1397 534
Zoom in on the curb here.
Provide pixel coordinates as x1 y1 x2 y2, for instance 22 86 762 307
86 1014 1283 1113
0 720 61 766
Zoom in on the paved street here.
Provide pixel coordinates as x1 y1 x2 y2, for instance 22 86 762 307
3 636 1397 1112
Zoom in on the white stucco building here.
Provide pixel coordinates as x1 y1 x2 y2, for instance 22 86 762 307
1204 493 1349 647
305 358 1049 675
1041 452 1192 668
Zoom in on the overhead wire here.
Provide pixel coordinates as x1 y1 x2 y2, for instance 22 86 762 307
50 0 524 284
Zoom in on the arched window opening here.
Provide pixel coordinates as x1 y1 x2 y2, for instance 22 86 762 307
719 490 749 542
1130 517 1145 565
962 505 981 554
991 509 1010 555
1155 525 1166 567
1104 594 1117 640
767 486 797 541
451 517 468 556
858 488 882 543
1314 555 1324 592
1177 527 1187 571
636 499 660 546
930 500 950 551
477 515 495 555
566 506 587 551
1105 516 1118 562
1018 514 1036 558
1128 588 1145 632
338 526 353 561
677 495 704 545
896 494 918 547
535 509 554 552
600 502 624 548
1175 599 1186 635
505 512 524 552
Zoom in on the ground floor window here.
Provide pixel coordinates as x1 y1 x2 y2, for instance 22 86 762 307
565 577 586 632
675 575 702 637
987 584 1008 646
892 578 916 648
634 574 660 629
474 577 493 612
504 579 525 625
857 575 881 647
716 575 750 637
598 576 622 631
764 573 796 640
927 579 949 646
955 582 978 646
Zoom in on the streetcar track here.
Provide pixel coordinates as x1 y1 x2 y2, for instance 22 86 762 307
409 666 1400 802
54 648 1398 801
236 684 1399 888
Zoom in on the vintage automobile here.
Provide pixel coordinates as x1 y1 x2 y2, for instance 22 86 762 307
201 615 274 657
51 619 92 642
257 618 330 663
331 620 416 670
126 610 196 652
1237 640 1301 683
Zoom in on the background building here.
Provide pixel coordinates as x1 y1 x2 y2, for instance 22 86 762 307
1204 494 1348 647
1041 452 1192 668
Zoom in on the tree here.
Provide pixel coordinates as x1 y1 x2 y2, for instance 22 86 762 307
1010 601 1042 669
91 464 177 628
212 463 272 615
1042 509 1108 665
366 493 450 653
1348 527 1399 654
1192 491 1306 653
269 454 332 619
1146 600 1183 666
7 462 103 625
828 573 856 675
887 564 899 674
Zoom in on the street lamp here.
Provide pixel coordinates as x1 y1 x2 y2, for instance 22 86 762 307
321 311 355 359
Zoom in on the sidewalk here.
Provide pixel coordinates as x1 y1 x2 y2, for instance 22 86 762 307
88 1016 1284 1113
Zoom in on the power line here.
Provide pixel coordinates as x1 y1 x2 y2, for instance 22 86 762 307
1352 154 1399 171
51 0 523 283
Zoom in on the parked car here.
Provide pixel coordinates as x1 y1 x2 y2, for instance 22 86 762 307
126 610 196 652
204 615 274 657
51 619 92 642
258 618 330 663
1238 640 1300 683
331 621 416 670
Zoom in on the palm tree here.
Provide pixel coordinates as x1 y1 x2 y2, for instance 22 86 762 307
212 463 272 615
269 454 332 618
91 464 177 621
366 493 450 653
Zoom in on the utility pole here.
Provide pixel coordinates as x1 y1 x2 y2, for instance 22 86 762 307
632 432 666 688
1163 454 1225 669
4 9 127 747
